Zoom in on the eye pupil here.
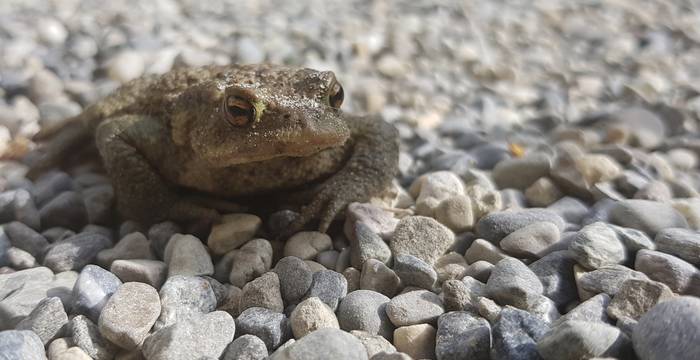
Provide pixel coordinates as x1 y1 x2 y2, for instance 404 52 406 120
224 96 255 126
329 82 344 109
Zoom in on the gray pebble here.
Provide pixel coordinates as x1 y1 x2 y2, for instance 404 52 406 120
476 208 565 243
39 191 88 231
207 213 262 256
344 203 398 244
371 351 412 360
274 256 313 304
569 222 627 269
343 267 361 293
98 282 161 349
228 239 273 288
581 198 616 226
96 231 154 268
270 328 368 360
43 232 111 272
317 250 339 269
462 260 493 283
654 228 700 265
109 259 167 289
147 221 182 259
547 196 589 224
553 293 613 326
576 265 648 300
12 189 40 231
537 320 631 360
40 227 74 243
82 184 114 225
386 289 444 327
610 199 688 236
290 297 339 338
222 334 268 360
607 278 674 321
143 311 235 360
393 254 437 290
492 153 551 190
71 264 122 322
608 224 656 253
240 271 284 313
0 228 10 267
635 249 700 296
486 258 544 309
236 307 292 350
33 171 75 207
4 221 49 259
436 311 491 360
337 290 394 340
6 247 37 269
633 296 700 360
350 330 396 358
15 296 67 345
0 330 46 360
304 269 347 311
70 315 118 360
350 221 392 269
391 216 454 265
499 221 561 258
491 307 549 360
360 259 401 298
529 250 578 308
164 233 213 277
155 275 216 330
442 279 478 312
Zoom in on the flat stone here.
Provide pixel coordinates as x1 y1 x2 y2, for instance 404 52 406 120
633 296 700 360
39 191 88 231
110 259 167 289
464 238 511 265
635 250 700 296
492 153 551 190
274 256 313 304
222 334 268 360
350 222 392 269
43 232 112 272
553 293 613 326
530 250 578 308
96 232 154 268
391 216 454 265
393 254 437 290
436 311 491 360
143 311 235 360
537 320 631 360
304 270 347 311
228 238 273 288
155 275 216 330
547 196 589 224
4 221 49 258
476 208 565 243
607 278 674 321
207 213 261 255
386 290 444 327
290 297 339 338
350 330 396 358
500 221 561 258
654 228 700 265
492 307 549 360
486 258 544 309
337 290 393 340
71 315 118 360
71 264 122 322
576 265 649 300
15 296 68 345
0 330 46 360
284 231 332 260
164 233 213 277
393 324 436 360
569 222 627 269
360 259 401 298
269 328 368 360
236 307 291 350
239 271 284 313
610 199 688 236
98 282 161 349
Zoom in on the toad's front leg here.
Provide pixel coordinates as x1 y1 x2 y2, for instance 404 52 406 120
96 115 219 224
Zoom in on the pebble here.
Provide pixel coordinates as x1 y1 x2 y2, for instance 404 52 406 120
82 184 114 225
569 222 627 269
492 153 551 190
635 249 700 295
390 216 454 265
476 208 565 243
239 271 284 313
671 198 700 230
109 259 167 289
337 290 394 340
236 307 292 350
207 213 262 255
435 311 491 360
344 202 399 241
371 351 412 360
434 195 474 232
269 328 368 360
43 232 112 272
485 258 544 309
654 228 700 265
442 279 478 312
491 307 549 360
164 233 213 277
610 199 688 236
499 221 561 258
609 224 656 253
143 311 235 360
465 183 504 220
70 315 118 360
551 153 623 198
71 264 122 322
463 260 493 283
576 264 649 300
33 172 75 207
547 196 589 224
290 297 340 338
14 296 67 345
525 177 564 207
39 191 88 231
274 256 313 304
284 231 332 260
537 320 631 359
147 221 181 259
350 222 392 269
6 247 37 269
464 238 511 265
409 171 465 217
228 238 273 288
155 275 216 330
343 267 361 293
317 250 340 269
554 293 613 326
51 346 92 360
304 269 348 311
0 330 47 360
4 221 49 258
97 282 160 349
393 324 436 359
386 289 444 327
222 334 268 360
632 296 700 360
96 232 154 268
393 254 437 290
360 259 401 298
606 278 674 321
107 51 145 83
434 252 468 282
350 331 396 358
530 250 578 308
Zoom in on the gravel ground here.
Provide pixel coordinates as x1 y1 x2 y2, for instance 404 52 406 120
2 0 700 359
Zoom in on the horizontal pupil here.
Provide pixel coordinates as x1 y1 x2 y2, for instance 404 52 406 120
229 106 250 117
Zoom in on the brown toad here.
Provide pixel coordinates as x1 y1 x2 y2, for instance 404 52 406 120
28 64 399 233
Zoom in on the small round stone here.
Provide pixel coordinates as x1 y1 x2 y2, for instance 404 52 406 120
98 282 161 349
434 195 474 232
304 270 348 311
386 290 445 327
492 153 551 190
654 228 700 266
96 232 154 268
391 216 455 265
0 330 46 360
350 330 396 358
476 208 565 243
236 307 291 350
569 222 627 269
39 191 88 231
492 307 549 360
284 231 332 260
240 271 284 313
274 256 313 304
360 259 401 298
633 296 700 360
486 258 543 309
15 297 68 345
290 297 339 338
269 328 368 360
393 324 436 360
393 254 438 290
43 232 112 272
436 311 491 360
337 290 394 340
228 238 273 288
155 275 216 330
72 264 122 322
207 213 262 255
110 259 167 289
164 234 213 277
222 334 268 360
349 222 392 269
536 320 631 360
143 311 235 360
499 221 561 258
610 199 688 236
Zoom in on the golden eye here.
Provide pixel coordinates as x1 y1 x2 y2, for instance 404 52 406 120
224 96 256 127
328 81 344 109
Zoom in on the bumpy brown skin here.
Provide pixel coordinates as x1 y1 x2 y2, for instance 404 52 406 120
29 64 399 234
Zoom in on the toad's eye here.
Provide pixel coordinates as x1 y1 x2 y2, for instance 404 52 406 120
224 96 256 127
328 81 344 109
